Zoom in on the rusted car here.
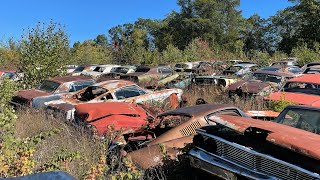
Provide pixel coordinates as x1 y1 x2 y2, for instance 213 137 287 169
120 66 174 83
10 76 95 108
74 102 153 136
70 64 97 76
46 80 183 120
189 111 320 179
223 63 257 78
174 61 214 74
126 104 249 169
265 74 320 107
96 66 137 82
192 75 238 87
81 64 121 78
0 70 18 81
260 65 302 75
270 59 298 67
228 70 294 97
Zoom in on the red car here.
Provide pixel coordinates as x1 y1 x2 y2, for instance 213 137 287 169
75 102 152 136
265 74 320 107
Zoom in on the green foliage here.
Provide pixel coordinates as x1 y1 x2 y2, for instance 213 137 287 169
292 43 320 66
0 39 21 69
184 38 213 61
19 20 70 88
268 95 295 112
162 44 184 63
71 40 113 65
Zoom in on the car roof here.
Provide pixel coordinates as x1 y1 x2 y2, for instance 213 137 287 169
254 70 294 77
94 80 136 91
287 74 320 84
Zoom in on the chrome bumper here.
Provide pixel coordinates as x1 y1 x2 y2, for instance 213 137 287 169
189 148 275 180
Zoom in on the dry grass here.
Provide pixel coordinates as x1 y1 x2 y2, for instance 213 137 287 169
15 109 102 179
183 85 265 111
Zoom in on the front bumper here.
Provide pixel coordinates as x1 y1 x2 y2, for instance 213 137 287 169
189 148 275 180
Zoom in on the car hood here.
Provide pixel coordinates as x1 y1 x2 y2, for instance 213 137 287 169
209 115 320 160
75 102 148 122
265 92 320 107
15 89 51 100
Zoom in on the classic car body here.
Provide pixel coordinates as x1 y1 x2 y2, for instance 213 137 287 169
81 64 121 78
120 66 174 83
74 102 152 136
192 75 238 87
46 80 183 120
174 61 213 74
96 66 137 82
65 65 78 73
228 70 293 97
10 76 95 108
271 60 298 67
223 63 257 78
265 74 320 107
70 64 97 76
260 65 302 75
189 114 320 179
127 104 249 169
0 69 19 81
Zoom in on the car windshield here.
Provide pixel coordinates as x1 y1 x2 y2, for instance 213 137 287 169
252 73 282 83
73 66 85 72
276 108 320 134
229 66 241 72
282 82 320 95
77 86 108 102
261 67 280 72
1 72 16 79
37 80 61 93
115 85 146 100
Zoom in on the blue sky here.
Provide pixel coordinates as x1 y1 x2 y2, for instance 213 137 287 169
0 0 292 45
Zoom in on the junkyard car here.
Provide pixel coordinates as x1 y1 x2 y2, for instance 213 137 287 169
189 112 320 179
192 75 238 87
96 65 137 82
126 104 249 169
0 70 19 81
74 102 153 136
223 63 257 78
260 65 302 75
81 64 121 78
46 80 183 120
120 66 174 83
10 76 95 108
228 70 294 97
271 59 298 67
70 64 97 76
265 74 320 107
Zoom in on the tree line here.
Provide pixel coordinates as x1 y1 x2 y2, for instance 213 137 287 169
0 0 320 84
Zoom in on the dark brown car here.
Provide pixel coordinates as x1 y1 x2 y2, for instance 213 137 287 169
228 70 293 97
126 104 249 169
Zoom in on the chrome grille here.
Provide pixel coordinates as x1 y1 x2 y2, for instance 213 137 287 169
180 121 202 136
198 131 319 180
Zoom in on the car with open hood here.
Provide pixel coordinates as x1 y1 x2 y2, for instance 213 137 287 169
228 70 294 97
46 80 183 120
189 109 320 179
10 76 95 108
265 74 320 107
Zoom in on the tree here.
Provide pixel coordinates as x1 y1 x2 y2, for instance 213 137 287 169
19 20 70 88
71 40 113 65
94 34 108 46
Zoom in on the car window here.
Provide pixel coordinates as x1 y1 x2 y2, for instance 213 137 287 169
158 67 173 74
69 81 95 92
37 80 61 93
115 85 146 100
77 86 108 102
252 73 266 81
265 75 282 83
277 108 320 134
73 66 85 72
282 82 320 95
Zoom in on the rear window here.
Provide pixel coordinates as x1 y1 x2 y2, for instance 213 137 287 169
37 80 61 93
73 66 85 72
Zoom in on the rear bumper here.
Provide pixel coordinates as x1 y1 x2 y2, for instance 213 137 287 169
189 148 275 180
